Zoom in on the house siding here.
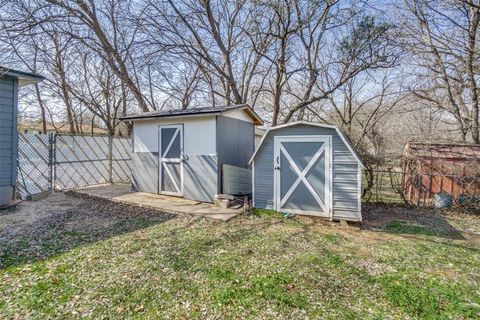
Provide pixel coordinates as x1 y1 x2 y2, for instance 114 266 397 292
0 76 17 206
253 124 361 221
216 115 254 193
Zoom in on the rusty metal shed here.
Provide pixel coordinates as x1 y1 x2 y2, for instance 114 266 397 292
402 142 480 206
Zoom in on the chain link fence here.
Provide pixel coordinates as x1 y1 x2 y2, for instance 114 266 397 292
363 169 480 214
17 132 132 200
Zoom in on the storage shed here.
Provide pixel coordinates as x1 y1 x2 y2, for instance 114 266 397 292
402 142 480 206
0 67 45 207
120 104 263 203
250 121 363 221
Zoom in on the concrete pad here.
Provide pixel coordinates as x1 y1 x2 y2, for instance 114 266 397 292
111 192 241 221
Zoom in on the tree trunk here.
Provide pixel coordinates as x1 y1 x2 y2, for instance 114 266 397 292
34 84 47 133
467 5 480 143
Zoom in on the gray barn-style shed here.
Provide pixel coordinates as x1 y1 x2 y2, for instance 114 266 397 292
0 67 45 207
250 121 363 221
121 104 263 203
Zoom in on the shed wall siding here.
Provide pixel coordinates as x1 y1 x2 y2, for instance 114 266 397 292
216 116 254 193
183 155 218 202
253 125 360 220
131 116 218 202
132 116 216 155
131 152 158 193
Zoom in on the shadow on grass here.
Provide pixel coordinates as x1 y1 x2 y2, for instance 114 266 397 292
361 203 465 240
0 193 176 270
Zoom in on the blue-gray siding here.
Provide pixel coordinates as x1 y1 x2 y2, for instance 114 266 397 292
131 115 254 203
183 155 218 202
0 76 18 206
0 77 16 185
216 116 254 193
131 152 218 203
131 152 158 193
253 124 361 221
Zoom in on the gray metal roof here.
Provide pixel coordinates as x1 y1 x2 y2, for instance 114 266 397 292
120 104 264 125
0 66 45 86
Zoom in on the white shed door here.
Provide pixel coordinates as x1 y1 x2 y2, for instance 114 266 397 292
274 135 332 217
159 125 183 197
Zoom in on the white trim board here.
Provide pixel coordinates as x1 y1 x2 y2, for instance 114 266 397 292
249 121 364 168
222 108 254 123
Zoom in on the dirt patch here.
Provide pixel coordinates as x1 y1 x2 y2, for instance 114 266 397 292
0 192 176 269
0 194 85 236
361 203 466 239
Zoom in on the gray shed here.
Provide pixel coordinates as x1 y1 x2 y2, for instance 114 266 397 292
120 104 263 203
0 67 45 207
250 121 363 221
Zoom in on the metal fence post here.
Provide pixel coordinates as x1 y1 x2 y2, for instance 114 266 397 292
48 133 54 193
108 135 113 184
416 173 422 208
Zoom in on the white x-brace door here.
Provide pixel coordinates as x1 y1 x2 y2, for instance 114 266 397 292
274 135 332 217
158 124 183 197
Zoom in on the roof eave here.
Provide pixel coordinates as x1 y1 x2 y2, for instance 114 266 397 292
242 106 264 125
119 111 223 121
249 121 364 168
120 104 264 125
1 68 45 86
221 105 263 125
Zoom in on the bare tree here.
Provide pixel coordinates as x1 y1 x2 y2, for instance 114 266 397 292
68 53 126 136
400 0 480 143
142 0 269 106
282 13 400 123
40 0 151 112
246 0 297 126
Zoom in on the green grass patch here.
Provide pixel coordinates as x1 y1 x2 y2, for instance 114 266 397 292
212 272 308 309
379 274 480 319
1 201 479 319
323 233 343 243
385 220 437 236
252 208 285 218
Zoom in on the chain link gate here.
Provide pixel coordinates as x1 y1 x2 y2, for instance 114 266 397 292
17 132 132 200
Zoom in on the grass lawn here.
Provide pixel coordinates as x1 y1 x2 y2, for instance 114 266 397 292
1 194 480 319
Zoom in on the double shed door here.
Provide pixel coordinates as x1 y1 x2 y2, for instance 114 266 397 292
274 135 332 218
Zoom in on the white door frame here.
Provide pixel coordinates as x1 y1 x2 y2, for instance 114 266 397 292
158 124 184 197
273 135 332 218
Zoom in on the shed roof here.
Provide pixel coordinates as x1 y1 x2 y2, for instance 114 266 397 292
255 127 267 137
249 121 364 167
0 66 45 86
120 104 263 125
403 142 480 160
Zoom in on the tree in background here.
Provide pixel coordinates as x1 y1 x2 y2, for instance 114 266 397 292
399 0 480 143
1 0 478 157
